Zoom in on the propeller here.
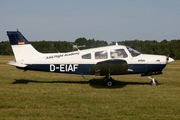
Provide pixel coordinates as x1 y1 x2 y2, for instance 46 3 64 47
166 54 169 63
166 54 174 63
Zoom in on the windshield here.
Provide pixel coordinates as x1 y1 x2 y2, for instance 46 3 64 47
126 47 141 57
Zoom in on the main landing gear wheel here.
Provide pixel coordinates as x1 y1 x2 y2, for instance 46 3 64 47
103 77 115 87
148 76 158 86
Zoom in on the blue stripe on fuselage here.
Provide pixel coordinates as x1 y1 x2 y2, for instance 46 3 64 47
24 63 166 75
128 64 166 73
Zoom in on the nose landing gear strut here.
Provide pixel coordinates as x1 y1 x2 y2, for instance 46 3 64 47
148 75 158 86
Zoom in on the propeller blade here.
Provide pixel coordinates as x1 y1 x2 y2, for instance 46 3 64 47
166 54 169 63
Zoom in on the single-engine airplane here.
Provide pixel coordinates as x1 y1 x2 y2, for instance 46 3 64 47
7 30 174 86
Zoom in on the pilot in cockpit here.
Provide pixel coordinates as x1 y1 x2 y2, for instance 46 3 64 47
111 49 123 58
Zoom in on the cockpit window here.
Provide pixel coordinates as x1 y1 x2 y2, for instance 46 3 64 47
95 50 108 59
110 49 128 58
82 53 91 59
126 47 141 57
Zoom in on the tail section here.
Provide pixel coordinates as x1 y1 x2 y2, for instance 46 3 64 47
7 30 29 45
7 30 43 62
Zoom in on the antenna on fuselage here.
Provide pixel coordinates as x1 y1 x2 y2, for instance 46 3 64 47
52 44 60 53
70 42 85 51
70 42 79 51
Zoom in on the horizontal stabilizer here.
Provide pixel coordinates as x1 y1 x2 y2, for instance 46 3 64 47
8 61 27 68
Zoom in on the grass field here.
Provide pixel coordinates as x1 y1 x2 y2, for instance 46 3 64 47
0 55 180 120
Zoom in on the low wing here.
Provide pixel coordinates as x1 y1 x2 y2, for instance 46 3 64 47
8 61 27 68
90 59 132 76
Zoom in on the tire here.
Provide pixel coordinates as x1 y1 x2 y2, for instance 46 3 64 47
105 80 114 86
150 80 158 86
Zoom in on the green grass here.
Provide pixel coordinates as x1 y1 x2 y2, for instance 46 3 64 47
0 55 180 120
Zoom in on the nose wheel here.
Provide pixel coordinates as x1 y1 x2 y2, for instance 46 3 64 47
148 76 158 86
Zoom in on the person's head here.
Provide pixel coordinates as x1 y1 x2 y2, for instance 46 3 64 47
117 50 122 56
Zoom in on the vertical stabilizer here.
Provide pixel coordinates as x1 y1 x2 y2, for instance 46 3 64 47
7 30 42 62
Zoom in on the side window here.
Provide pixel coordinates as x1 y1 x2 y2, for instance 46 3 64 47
82 53 91 59
110 49 128 58
95 50 108 59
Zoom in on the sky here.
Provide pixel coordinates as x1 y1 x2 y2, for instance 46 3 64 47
1 0 180 43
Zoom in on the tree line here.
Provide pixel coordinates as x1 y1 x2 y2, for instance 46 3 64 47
0 38 180 59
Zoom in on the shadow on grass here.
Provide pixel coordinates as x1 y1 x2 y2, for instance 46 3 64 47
12 78 150 89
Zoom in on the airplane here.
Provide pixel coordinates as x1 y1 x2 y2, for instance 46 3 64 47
6 30 174 86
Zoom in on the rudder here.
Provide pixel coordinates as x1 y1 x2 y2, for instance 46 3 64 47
7 30 29 45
